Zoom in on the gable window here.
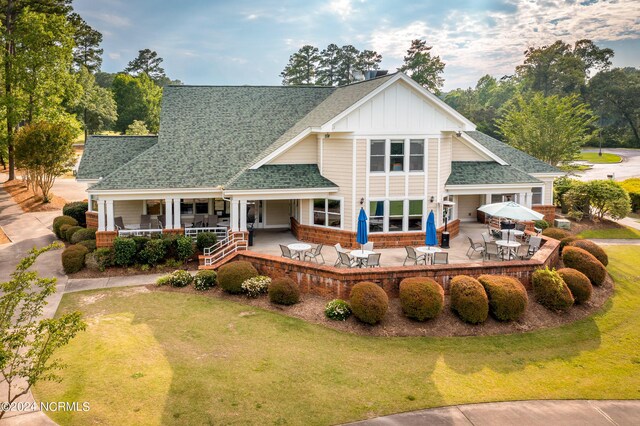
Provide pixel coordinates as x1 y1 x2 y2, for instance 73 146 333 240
532 187 542 205
389 140 404 171
313 199 341 228
409 139 424 171
370 140 385 172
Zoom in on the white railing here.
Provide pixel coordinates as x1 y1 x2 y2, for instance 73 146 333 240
185 227 228 241
203 233 248 266
118 229 163 237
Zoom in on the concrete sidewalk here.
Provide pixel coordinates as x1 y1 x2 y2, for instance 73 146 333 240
65 273 164 293
351 400 640 425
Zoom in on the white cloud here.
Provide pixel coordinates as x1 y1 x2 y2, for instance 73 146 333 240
327 0 353 20
369 0 640 90
108 52 121 60
246 13 259 20
83 11 131 28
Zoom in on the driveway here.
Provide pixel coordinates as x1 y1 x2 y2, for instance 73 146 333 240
576 148 640 181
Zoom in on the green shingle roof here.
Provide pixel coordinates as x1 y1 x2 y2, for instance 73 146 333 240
446 162 542 185
226 164 338 190
76 135 157 180
90 74 395 191
463 131 561 174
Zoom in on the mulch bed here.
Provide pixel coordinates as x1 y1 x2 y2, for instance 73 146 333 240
0 227 10 244
68 261 199 279
3 178 66 212
149 274 614 338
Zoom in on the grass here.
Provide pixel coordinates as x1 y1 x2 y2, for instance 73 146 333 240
578 152 622 163
577 226 640 239
35 247 640 425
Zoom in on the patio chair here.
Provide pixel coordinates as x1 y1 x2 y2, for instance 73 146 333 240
193 214 205 228
466 236 485 259
515 223 526 232
481 232 493 244
432 252 448 265
337 251 357 268
140 215 151 229
501 229 515 241
114 216 125 230
157 215 166 229
208 214 219 227
304 244 325 264
403 246 426 266
517 244 531 260
363 242 374 251
280 244 297 260
528 237 542 255
334 243 348 266
363 252 381 268
484 242 503 261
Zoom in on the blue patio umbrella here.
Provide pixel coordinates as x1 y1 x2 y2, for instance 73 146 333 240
425 210 437 246
356 207 368 251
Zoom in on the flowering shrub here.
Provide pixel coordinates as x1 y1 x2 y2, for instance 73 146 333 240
169 270 193 288
324 299 352 321
194 270 217 291
241 275 271 297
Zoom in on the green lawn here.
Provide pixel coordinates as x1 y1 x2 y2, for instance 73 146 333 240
578 152 622 163
35 247 640 425
578 226 640 239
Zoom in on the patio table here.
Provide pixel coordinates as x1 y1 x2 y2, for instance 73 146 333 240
288 243 311 260
496 240 521 260
416 246 442 263
350 249 376 268
217 219 230 227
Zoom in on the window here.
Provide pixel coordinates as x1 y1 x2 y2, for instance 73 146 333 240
389 140 404 171
313 199 341 228
388 200 403 231
369 201 384 232
408 200 423 230
491 193 515 203
370 140 385 172
146 200 162 215
532 187 542 205
409 139 424 171
195 199 209 214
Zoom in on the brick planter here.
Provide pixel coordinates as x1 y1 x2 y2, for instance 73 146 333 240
85 211 99 229
162 228 184 236
95 231 117 248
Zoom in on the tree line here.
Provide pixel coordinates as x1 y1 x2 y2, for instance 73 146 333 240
0 0 181 181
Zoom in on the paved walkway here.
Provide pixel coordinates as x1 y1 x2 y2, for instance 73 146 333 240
577 148 640 181
590 239 640 245
350 400 640 425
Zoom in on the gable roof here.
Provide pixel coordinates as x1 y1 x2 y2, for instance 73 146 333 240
226 164 338 191
446 162 542 186
463 131 561 174
76 135 157 180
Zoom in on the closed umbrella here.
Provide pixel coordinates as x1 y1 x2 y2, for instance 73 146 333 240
356 207 368 251
425 210 437 246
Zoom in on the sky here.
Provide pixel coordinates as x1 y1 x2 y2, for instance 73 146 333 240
75 0 640 91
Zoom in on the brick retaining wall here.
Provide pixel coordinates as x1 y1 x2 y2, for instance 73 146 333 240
290 217 460 249
230 235 559 299
95 231 117 248
532 205 556 222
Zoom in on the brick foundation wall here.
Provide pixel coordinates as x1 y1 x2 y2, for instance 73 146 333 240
95 231 117 248
85 211 98 229
290 218 460 249
162 228 184 236
230 235 559 299
532 205 556 222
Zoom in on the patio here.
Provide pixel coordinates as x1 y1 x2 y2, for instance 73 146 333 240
249 222 495 266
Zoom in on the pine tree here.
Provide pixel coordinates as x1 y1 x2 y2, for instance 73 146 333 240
280 45 320 85
399 39 445 94
317 43 341 86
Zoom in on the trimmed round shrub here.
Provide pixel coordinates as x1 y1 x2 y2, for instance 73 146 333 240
349 281 388 325
132 236 151 253
77 239 96 252
59 224 72 239
176 235 195 260
53 215 78 238
242 275 271 297
64 225 83 242
450 275 489 324
325 299 352 321
398 277 444 321
156 275 172 287
570 239 608 266
139 239 167 266
194 270 217 290
268 277 300 305
61 244 89 274
196 232 217 252
542 227 571 240
557 268 592 304
559 236 581 255
70 227 97 244
63 201 88 226
562 246 606 286
478 275 528 321
534 219 549 230
532 267 574 312
218 261 258 294
113 237 137 266
168 270 193 287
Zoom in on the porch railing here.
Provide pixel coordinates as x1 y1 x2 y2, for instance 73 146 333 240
117 229 163 237
202 232 247 266
185 227 228 241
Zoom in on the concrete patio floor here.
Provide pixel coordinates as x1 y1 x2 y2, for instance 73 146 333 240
249 222 495 267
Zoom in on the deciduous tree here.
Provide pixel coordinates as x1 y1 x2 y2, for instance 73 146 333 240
125 119 149 135
399 39 445 94
74 67 117 141
564 180 631 221
112 73 161 133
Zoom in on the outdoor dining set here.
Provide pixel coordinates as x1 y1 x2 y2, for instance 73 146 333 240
114 214 227 230
279 242 383 268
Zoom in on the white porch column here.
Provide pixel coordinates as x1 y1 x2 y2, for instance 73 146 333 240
87 194 93 212
239 200 248 232
105 200 115 231
230 199 239 232
173 198 181 229
165 197 173 229
97 199 106 231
